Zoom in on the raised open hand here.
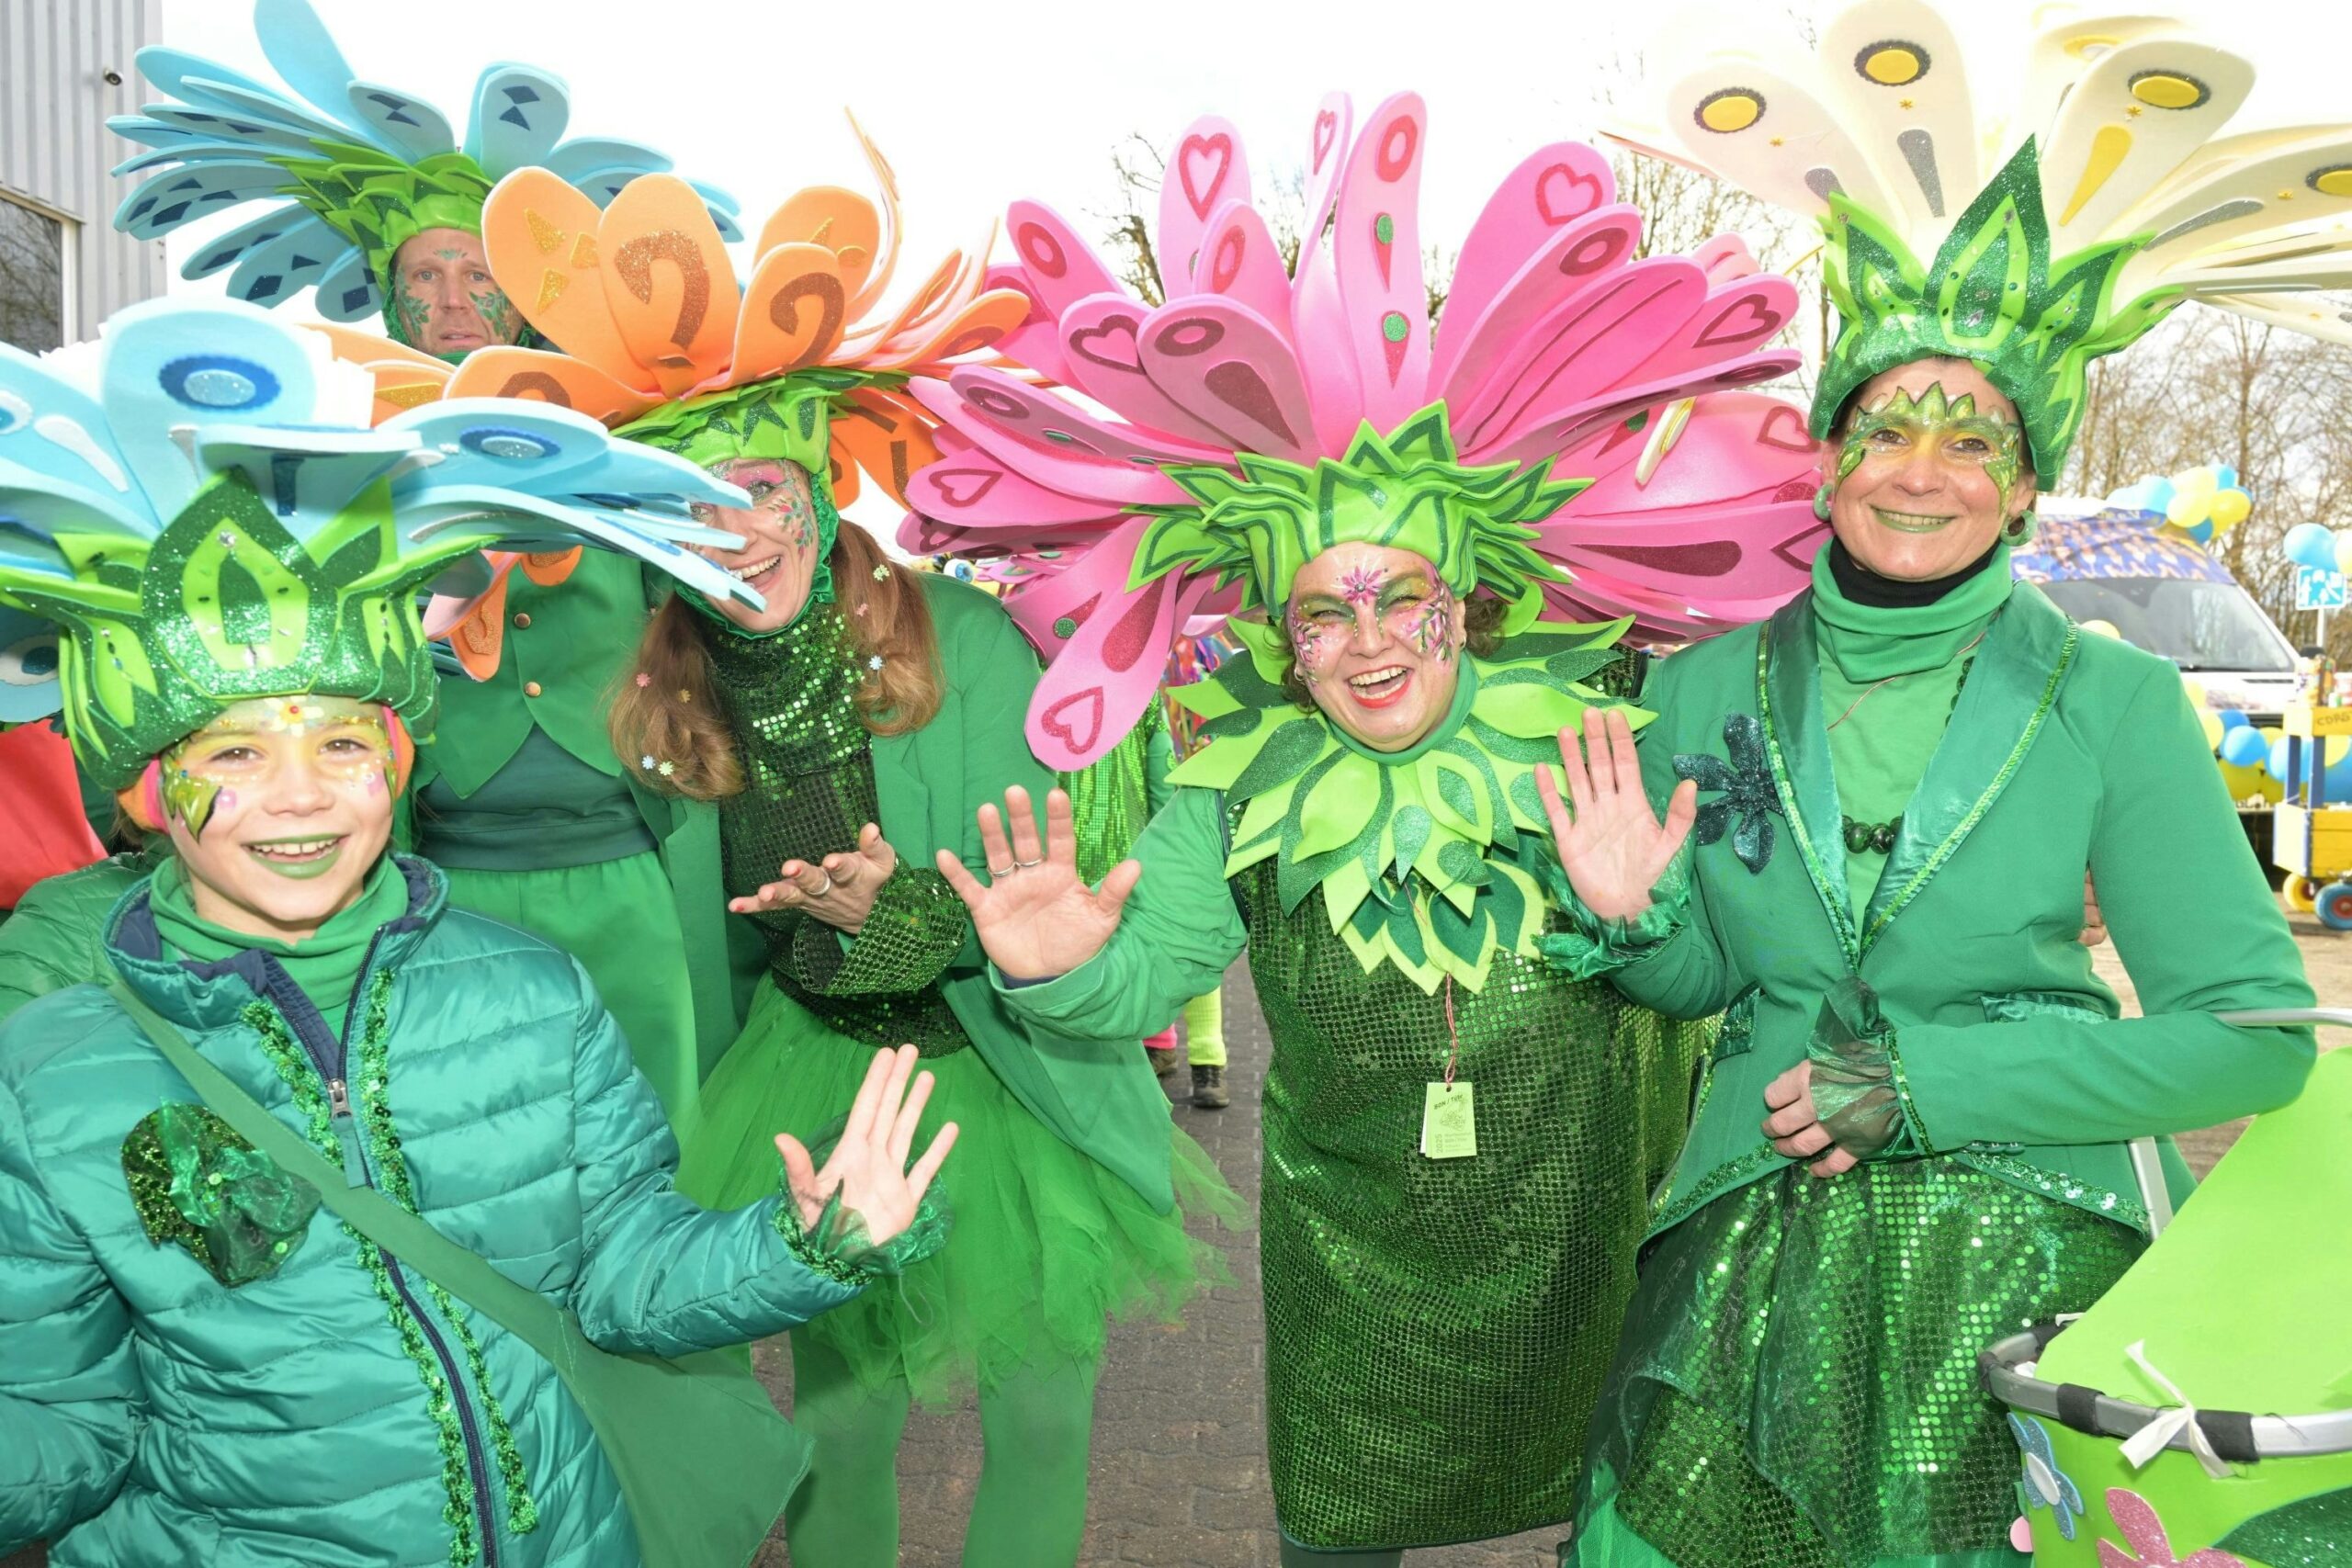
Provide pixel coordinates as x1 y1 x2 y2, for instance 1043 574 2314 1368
934 785 1138 981
775 1044 958 1247
730 822 898 932
1534 706 1698 921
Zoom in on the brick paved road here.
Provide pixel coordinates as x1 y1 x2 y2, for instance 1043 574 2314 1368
13 911 2347 1568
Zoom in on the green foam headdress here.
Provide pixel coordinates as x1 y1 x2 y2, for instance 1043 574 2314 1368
107 0 741 347
1618 0 2352 480
0 299 762 788
1136 403 1580 669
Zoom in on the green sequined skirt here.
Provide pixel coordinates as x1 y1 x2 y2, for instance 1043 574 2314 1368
1578 1158 2143 1568
675 976 1230 1404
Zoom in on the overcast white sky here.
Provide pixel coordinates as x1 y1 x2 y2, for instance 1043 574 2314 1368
152 0 2351 526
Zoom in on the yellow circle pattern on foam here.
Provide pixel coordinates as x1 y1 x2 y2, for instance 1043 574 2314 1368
2130 71 2211 110
1858 44 1928 86
1698 89 1765 134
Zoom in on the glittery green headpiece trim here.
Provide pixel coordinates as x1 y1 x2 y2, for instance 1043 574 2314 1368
616 372 850 473
1136 402 1581 613
284 143 494 300
1815 140 2172 482
16 470 470 788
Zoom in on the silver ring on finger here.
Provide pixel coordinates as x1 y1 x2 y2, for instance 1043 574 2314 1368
989 863 1019 877
1014 856 1046 869
809 870 836 897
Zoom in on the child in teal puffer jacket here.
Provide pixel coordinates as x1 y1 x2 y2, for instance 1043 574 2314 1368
0 299 956 1566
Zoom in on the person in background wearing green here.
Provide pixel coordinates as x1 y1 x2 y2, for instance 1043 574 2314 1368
103 0 759 1117
0 298 954 1567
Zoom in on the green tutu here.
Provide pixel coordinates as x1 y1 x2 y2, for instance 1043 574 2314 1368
675 976 1234 1404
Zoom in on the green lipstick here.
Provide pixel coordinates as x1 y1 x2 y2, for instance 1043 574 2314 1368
244 836 346 880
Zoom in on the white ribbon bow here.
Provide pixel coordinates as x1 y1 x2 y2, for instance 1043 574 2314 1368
2118 1339 2233 1480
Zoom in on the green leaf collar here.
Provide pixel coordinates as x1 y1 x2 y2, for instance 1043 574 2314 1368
1170 614 1644 992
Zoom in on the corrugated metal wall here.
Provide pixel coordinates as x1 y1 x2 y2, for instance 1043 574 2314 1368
1 0 166 340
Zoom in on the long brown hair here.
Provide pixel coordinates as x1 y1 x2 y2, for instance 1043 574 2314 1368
610 521 944 801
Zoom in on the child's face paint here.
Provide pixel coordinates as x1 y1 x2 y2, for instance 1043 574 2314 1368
388 227 526 360
689 458 827 633
159 696 400 942
1285 545 1467 752
1826 360 2038 583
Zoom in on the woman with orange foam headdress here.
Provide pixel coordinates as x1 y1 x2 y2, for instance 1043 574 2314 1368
458 121 1237 1568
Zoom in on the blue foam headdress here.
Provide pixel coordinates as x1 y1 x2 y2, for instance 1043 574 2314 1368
0 297 762 785
108 0 741 343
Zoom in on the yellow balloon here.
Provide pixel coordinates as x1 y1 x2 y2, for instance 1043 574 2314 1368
2079 618 2123 640
2219 759 2287 804
2327 736 2351 768
2166 493 2204 526
2333 536 2352 577
2210 489 2253 528
2176 466 2221 498
2199 710 2226 750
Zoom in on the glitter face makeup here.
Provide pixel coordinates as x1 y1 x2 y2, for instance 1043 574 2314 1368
159 695 400 942
388 227 526 359
1285 545 1467 752
688 457 829 633
1826 361 2037 582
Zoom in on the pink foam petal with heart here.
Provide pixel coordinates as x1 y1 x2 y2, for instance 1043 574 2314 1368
1290 248 1366 454
978 265 1077 384
904 447 1136 528
1453 258 1710 452
1639 275 1800 387
908 377 1193 509
1333 91 1431 434
945 365 1231 467
1193 198 1295 336
1577 392 1825 503
1159 117 1250 295
1432 141 1616 391
1481 349 1803 468
1300 92 1355 265
1055 294 1241 450
1006 199 1132 316
1433 204 1644 416
1008 517 1215 769
1137 296 1322 465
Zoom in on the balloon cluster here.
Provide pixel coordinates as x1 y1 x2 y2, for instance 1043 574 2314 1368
2281 521 2352 577
2112 465 2254 547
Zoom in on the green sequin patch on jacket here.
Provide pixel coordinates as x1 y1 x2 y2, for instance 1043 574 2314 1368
121 1101 321 1288
1169 614 1641 991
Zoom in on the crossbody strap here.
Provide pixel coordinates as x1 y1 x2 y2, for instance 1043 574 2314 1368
105 977 571 1362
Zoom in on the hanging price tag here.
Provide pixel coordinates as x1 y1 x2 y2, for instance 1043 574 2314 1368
1420 1081 1477 1159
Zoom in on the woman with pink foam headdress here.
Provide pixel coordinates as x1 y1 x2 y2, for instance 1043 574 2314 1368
914 94 1827 1562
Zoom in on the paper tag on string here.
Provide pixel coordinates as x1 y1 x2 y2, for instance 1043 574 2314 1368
1420 1081 1476 1159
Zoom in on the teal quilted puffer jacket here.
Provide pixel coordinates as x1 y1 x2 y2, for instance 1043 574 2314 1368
0 856 865 1567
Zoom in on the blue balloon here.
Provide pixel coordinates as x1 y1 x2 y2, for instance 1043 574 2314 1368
2222 725 2272 767
2286 522 2340 570
2217 708 2251 730
2271 737 2295 779
2216 465 2239 491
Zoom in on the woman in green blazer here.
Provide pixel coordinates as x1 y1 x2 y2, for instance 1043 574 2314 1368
1546 353 2317 1567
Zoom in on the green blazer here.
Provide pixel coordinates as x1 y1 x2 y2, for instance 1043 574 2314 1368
1623 582 2315 1239
411 549 763 1057
837 575 1182 1211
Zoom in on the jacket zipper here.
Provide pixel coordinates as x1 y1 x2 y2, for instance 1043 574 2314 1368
263 937 503 1566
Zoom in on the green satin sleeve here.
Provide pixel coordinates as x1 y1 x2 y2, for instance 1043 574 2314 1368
1894 662 2314 1149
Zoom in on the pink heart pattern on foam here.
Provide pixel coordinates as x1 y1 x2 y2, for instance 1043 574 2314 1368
1534 163 1607 227
926 468 1001 509
1040 688 1105 757
1179 134 1235 220
1757 401 1816 452
1312 110 1339 173
1069 315 1144 372
1694 291 1787 347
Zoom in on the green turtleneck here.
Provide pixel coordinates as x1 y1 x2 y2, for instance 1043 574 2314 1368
1811 543 2014 912
150 854 411 1034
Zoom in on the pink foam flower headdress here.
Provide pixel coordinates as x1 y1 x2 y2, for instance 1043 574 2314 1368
900 93 1831 770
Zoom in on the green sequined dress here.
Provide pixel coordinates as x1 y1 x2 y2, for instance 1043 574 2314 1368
673 604 1218 1402
1237 858 1708 1550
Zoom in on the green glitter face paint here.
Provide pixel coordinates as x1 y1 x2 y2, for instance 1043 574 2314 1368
387 227 514 359
1836 382 2027 517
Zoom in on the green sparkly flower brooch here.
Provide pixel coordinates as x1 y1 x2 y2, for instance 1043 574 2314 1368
1676 714 1784 874
1170 614 1640 992
121 1102 321 1288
